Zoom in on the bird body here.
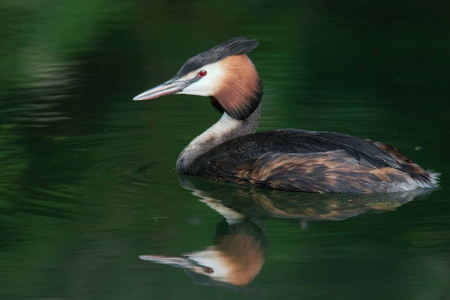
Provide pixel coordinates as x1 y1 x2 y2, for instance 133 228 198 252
134 37 438 193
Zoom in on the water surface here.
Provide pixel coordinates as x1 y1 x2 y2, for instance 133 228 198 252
1 0 449 299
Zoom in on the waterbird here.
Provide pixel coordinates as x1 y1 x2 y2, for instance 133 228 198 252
133 37 439 193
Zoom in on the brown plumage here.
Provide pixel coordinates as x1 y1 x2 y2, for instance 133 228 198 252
183 129 438 193
212 55 262 120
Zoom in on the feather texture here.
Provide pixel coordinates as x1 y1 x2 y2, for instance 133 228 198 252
184 130 438 193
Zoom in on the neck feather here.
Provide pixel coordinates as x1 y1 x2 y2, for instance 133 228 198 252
214 55 262 120
176 103 262 173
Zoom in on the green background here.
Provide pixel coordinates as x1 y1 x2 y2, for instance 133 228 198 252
0 0 449 299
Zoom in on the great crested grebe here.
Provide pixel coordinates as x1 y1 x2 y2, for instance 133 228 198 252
133 37 438 193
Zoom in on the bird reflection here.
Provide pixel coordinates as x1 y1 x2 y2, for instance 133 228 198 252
140 219 267 292
140 175 429 290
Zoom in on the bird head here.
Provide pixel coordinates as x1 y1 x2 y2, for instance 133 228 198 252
133 37 263 120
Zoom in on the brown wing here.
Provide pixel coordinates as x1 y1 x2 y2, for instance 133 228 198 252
245 150 415 193
186 130 437 193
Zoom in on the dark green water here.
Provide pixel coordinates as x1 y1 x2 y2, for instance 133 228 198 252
1 1 449 299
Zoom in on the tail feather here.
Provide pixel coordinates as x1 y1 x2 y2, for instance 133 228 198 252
371 141 438 188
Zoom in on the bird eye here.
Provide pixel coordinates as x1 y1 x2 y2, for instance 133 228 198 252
198 70 207 77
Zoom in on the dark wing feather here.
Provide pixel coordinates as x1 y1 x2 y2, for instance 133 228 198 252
247 151 391 193
185 129 434 193
188 129 400 174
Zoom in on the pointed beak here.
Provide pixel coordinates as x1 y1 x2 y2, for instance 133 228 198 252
139 255 194 268
133 78 187 101
139 254 214 274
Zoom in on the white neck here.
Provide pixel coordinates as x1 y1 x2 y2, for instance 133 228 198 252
176 103 261 173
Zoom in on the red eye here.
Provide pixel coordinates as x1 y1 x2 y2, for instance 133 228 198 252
198 70 207 77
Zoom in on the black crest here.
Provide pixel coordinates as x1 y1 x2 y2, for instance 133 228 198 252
175 37 259 78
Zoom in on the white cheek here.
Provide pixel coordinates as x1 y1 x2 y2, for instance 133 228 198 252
186 250 231 280
181 75 217 96
178 62 225 97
